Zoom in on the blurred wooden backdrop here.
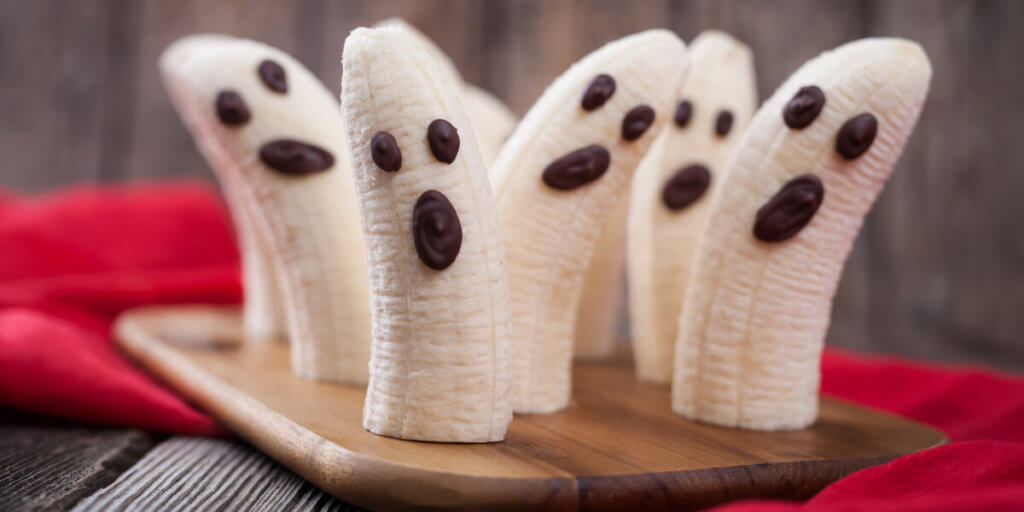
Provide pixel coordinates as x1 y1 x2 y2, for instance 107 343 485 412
2 0 1022 371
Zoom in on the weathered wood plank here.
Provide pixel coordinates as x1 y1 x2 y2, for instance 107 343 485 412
0 411 154 512
72 437 363 512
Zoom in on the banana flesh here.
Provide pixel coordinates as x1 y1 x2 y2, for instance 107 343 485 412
628 31 757 383
160 34 372 383
341 26 512 442
491 30 689 413
672 38 932 430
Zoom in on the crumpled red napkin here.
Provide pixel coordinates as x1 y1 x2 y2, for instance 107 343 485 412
1 180 1022 508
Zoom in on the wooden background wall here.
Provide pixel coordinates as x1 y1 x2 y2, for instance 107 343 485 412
2 0 1022 371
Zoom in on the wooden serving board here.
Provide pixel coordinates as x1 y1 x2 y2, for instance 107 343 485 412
115 305 946 511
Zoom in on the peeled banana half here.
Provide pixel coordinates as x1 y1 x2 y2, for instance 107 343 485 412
341 26 513 442
160 35 372 384
672 38 932 430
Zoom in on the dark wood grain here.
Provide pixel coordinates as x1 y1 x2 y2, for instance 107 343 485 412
1 0 1021 371
112 306 946 511
72 437 363 512
0 413 153 512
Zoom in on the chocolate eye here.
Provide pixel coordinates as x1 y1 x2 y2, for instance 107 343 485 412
427 119 460 163
622 105 655 141
753 174 824 242
714 110 733 137
783 85 825 129
257 59 288 93
215 90 251 126
674 100 693 128
581 74 616 111
371 131 402 172
835 113 878 160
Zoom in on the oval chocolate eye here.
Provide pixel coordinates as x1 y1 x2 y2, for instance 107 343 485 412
427 119 460 163
259 139 334 175
662 164 711 211
622 105 655 141
783 85 825 129
412 190 462 270
674 100 693 128
215 90 251 126
835 113 877 160
541 145 611 190
714 110 733 137
753 174 825 242
371 131 402 172
257 59 288 93
581 74 616 111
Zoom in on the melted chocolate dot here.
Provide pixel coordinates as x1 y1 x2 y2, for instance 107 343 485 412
259 139 334 175
662 164 711 211
753 174 825 242
674 100 693 128
581 74 616 111
215 90 250 125
835 113 878 160
541 145 611 191
258 59 288 93
783 85 825 129
371 132 402 172
622 105 655 141
427 119 460 163
714 110 734 137
412 190 462 270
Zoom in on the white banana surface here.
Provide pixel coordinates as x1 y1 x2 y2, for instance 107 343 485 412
628 31 757 383
374 18 518 165
228 183 287 340
672 38 932 430
160 34 372 383
572 193 628 360
341 26 512 442
491 30 688 413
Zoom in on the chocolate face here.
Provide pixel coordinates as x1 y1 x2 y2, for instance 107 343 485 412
581 74 616 111
753 174 824 242
714 110 733 137
783 85 825 129
541 145 611 190
662 164 711 211
257 59 288 93
622 105 655 141
674 100 693 128
427 119 460 164
835 113 877 160
259 139 334 175
412 190 462 270
371 131 402 172
215 90 251 125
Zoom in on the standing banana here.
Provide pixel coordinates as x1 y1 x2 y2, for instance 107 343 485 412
672 38 932 430
573 193 628 360
374 18 518 166
341 26 512 442
160 34 372 383
491 30 689 413
628 31 757 383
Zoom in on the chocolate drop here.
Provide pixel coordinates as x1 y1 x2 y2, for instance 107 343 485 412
412 190 462 270
783 85 825 129
753 174 825 242
674 100 693 128
258 59 288 93
541 145 611 190
622 105 655 141
581 74 616 111
427 119 460 163
259 139 334 175
662 164 711 210
215 90 250 125
371 131 402 172
715 110 734 137
835 113 877 160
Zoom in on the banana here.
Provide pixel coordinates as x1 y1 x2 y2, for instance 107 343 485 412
627 31 757 383
572 193 628 360
374 18 518 166
160 34 372 383
491 30 688 413
341 26 512 442
671 38 932 430
228 183 288 340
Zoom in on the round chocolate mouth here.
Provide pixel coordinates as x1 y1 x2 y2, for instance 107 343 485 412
753 174 825 242
412 190 463 271
541 145 611 191
662 164 712 211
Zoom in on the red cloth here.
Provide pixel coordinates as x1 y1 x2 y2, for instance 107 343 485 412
1 181 1022 507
